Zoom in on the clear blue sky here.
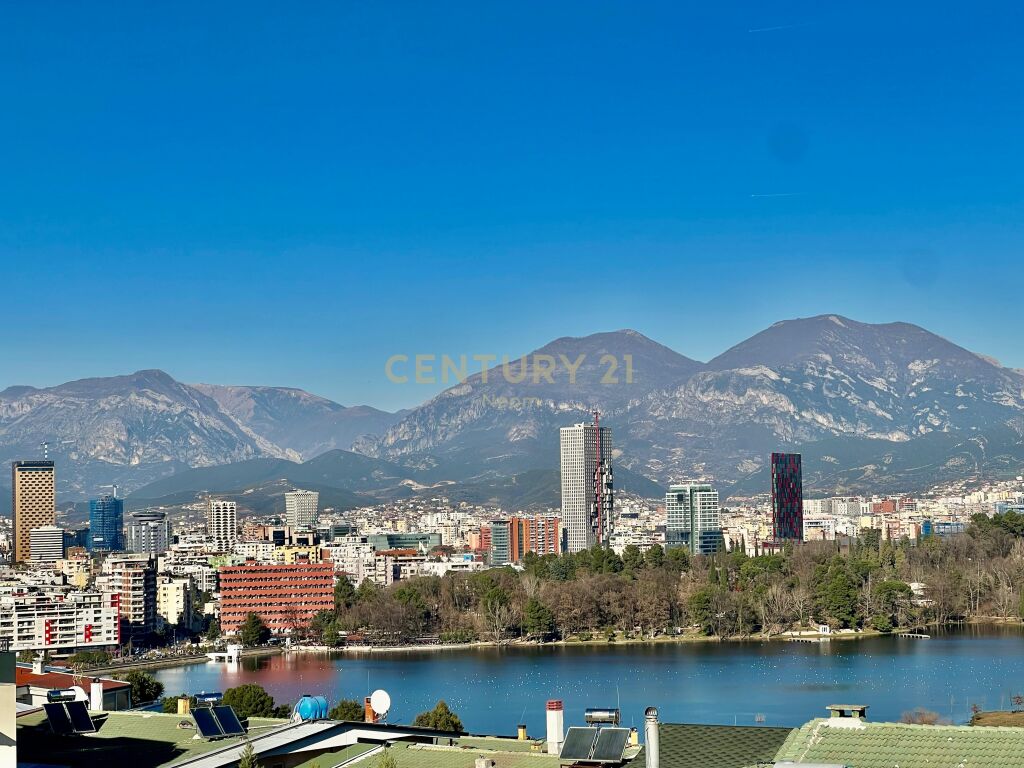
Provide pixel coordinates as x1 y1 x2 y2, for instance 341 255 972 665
2 2 1022 411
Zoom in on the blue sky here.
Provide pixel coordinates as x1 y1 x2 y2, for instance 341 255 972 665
2 2 1022 411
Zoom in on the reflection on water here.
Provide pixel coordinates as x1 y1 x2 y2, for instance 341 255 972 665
153 626 1024 735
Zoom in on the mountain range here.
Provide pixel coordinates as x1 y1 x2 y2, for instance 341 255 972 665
3 314 1023 513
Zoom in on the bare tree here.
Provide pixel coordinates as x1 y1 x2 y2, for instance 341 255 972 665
993 580 1016 620
758 583 792 638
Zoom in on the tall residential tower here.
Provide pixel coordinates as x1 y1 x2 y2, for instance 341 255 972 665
11 460 56 563
206 498 238 552
771 452 804 540
285 489 319 529
559 418 613 553
665 483 723 555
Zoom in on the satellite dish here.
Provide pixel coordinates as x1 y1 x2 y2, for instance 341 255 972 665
370 689 391 716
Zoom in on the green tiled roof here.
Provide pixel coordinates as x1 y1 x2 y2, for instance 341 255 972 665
289 743 377 768
774 718 1024 768
623 724 794 768
16 710 287 768
371 741 563 768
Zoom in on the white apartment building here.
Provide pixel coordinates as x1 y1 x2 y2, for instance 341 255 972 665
285 489 319 529
665 484 723 555
804 498 830 515
323 536 375 585
206 499 238 552
0 588 119 652
29 526 64 564
156 576 194 630
830 497 863 518
125 510 172 554
559 422 614 553
159 548 219 593
96 553 156 640
234 541 277 562
803 517 836 541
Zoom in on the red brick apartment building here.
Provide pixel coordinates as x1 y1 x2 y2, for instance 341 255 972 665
510 515 561 561
218 562 334 635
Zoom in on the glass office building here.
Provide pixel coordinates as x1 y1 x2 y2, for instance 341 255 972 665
88 495 124 552
771 452 803 540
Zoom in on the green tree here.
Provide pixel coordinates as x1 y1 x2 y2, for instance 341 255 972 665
664 546 691 573
814 558 861 628
412 700 463 732
329 698 364 721
310 610 337 638
644 545 665 569
67 650 112 666
116 670 165 705
355 579 380 603
523 598 556 640
334 577 357 611
548 554 577 581
239 742 262 768
621 545 645 573
239 613 271 647
323 625 343 647
205 620 221 642
222 684 278 718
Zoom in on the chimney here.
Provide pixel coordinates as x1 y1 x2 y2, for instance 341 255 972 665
31 657 44 675
644 707 659 768
90 678 105 712
517 724 528 741
546 700 564 755
177 696 191 715
364 696 376 723
630 727 639 747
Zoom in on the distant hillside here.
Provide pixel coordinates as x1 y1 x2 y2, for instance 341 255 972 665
192 384 403 459
6 315 1024 505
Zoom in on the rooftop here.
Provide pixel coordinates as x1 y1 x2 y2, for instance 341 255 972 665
290 737 569 768
15 665 130 691
623 723 793 768
17 709 544 768
774 717 1024 768
353 739 565 768
16 710 287 768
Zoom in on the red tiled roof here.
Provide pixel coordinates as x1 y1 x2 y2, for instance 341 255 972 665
15 667 130 691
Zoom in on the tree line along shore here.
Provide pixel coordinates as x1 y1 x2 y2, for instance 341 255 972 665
211 510 1024 649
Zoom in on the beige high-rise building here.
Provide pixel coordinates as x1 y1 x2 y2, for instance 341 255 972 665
11 461 56 563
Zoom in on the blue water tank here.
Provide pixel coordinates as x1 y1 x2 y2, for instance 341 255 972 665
293 695 330 721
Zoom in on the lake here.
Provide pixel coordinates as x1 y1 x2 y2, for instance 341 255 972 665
153 626 1024 736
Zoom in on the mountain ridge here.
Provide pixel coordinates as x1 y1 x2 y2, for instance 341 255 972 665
3 316 1023 504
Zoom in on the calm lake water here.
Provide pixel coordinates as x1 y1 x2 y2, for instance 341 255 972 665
154 626 1024 735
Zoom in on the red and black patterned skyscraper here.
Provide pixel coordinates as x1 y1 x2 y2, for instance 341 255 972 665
771 452 803 540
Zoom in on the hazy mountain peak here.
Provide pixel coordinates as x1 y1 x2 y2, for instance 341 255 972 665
193 383 402 460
